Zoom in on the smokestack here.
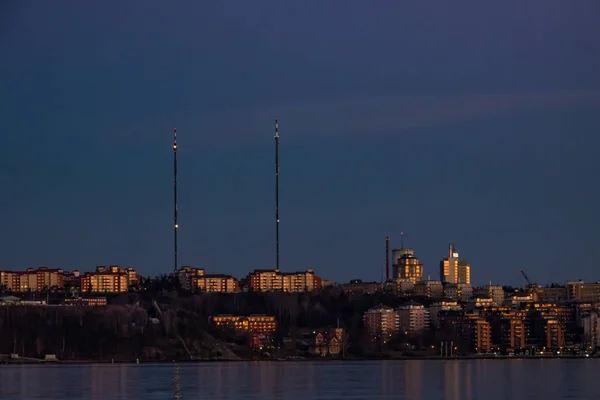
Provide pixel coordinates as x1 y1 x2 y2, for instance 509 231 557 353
385 237 390 281
275 118 280 271
173 128 178 273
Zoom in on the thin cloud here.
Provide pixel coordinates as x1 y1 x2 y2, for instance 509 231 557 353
98 89 600 148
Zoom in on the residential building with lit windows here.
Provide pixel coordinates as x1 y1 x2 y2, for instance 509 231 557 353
533 286 568 302
0 267 64 292
80 266 131 293
391 248 423 283
472 318 492 353
545 319 564 351
248 269 321 292
363 304 399 336
210 315 277 334
437 311 492 354
192 274 239 293
414 279 444 298
342 280 381 295
457 260 470 285
489 318 525 353
64 297 108 306
566 281 600 302
473 284 505 306
429 301 462 328
397 301 430 334
177 266 205 290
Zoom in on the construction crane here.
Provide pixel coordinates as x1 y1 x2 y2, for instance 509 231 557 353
520 270 532 286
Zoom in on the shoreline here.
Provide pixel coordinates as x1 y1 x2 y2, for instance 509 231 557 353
1 354 596 365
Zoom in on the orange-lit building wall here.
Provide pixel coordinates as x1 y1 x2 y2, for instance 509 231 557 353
192 275 239 293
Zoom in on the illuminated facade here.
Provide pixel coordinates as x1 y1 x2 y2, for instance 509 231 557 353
0 267 64 292
566 281 600 302
458 261 470 285
392 248 423 283
545 319 564 350
80 266 132 293
363 304 398 336
248 269 321 292
210 314 277 334
192 274 239 293
534 286 568 302
473 284 505 306
429 301 462 328
177 266 205 290
491 318 525 352
397 302 430 334
64 297 108 306
472 318 492 353
439 243 471 284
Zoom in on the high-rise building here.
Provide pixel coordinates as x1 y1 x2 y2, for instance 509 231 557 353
440 243 471 284
392 248 423 283
80 266 131 293
458 260 471 285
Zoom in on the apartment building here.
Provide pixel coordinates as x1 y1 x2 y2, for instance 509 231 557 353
248 269 322 292
473 283 505 305
64 297 108 306
397 301 430 334
0 267 64 292
363 304 398 336
414 279 444 298
429 301 462 328
192 274 239 293
80 266 133 293
566 281 600 302
177 266 205 290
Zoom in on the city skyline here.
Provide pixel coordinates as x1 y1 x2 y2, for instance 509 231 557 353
1 2 600 286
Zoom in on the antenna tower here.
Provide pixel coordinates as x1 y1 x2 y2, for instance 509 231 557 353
275 118 280 271
173 128 178 273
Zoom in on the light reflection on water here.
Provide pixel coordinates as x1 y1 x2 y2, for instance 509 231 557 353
0 359 598 400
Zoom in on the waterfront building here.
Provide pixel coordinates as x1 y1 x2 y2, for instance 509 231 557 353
64 297 108 306
397 301 430 334
363 304 399 336
429 301 462 328
210 314 277 334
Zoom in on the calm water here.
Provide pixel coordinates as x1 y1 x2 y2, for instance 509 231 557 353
1 360 598 399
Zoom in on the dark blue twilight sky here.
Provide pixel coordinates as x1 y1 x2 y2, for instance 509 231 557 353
1 1 599 286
